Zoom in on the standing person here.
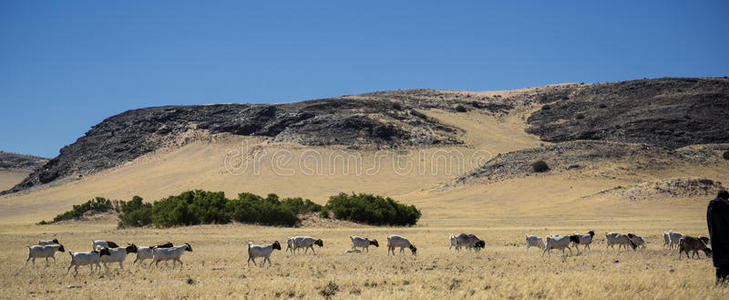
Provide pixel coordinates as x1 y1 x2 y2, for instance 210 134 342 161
707 190 729 284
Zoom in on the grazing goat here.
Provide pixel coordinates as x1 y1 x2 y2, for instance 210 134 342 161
386 235 417 256
667 231 684 249
133 242 174 265
350 236 379 252
626 233 647 249
92 240 119 250
285 237 295 253
678 236 712 259
452 233 485 251
542 235 574 257
569 231 595 251
67 248 111 275
606 232 637 250
289 236 324 254
526 235 545 251
38 239 59 245
247 241 281 267
26 244 65 266
101 244 138 270
151 243 193 268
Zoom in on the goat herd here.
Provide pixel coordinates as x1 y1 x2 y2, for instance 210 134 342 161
24 230 712 274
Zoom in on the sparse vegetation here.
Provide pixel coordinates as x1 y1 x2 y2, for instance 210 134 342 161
531 160 550 173
324 192 421 226
38 197 115 225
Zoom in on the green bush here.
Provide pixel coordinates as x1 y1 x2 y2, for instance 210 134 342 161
531 160 550 173
117 190 323 228
723 150 729 160
39 197 115 224
324 193 421 226
575 113 585 120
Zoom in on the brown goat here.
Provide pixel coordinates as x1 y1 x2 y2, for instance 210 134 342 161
678 236 712 259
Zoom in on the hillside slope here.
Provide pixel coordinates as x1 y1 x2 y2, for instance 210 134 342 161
5 78 728 195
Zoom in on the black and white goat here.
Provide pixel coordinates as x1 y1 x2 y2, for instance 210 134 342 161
247 241 281 267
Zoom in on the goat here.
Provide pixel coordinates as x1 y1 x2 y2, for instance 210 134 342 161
133 242 174 266
606 232 637 250
26 244 65 266
678 236 712 259
67 248 112 275
289 236 324 254
452 233 485 251
569 230 595 252
350 236 379 252
247 241 281 267
38 239 59 246
542 235 573 257
151 243 193 268
667 231 684 249
92 240 119 250
526 235 545 251
626 233 647 249
386 235 417 256
100 244 138 270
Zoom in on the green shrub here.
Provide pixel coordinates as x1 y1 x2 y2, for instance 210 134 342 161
116 190 322 228
324 193 421 226
39 197 115 224
531 160 550 173
723 150 729 160
575 113 585 120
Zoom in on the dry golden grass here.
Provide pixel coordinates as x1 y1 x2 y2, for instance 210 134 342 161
1 215 727 299
0 169 30 191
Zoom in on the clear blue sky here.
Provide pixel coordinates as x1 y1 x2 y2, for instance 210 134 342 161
1 1 728 158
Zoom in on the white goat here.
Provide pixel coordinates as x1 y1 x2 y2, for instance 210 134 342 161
289 236 324 254
67 248 111 275
26 244 65 266
542 235 573 256
350 236 379 252
151 243 193 268
526 235 545 251
101 244 138 270
133 242 174 266
606 232 636 250
247 241 281 267
386 235 417 256
38 239 59 245
92 240 119 250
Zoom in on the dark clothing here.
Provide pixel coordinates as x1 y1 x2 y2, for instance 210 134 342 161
717 268 729 285
707 198 729 268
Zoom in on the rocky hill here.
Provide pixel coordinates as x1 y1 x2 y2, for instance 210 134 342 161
0 152 48 171
526 77 729 148
3 77 729 195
